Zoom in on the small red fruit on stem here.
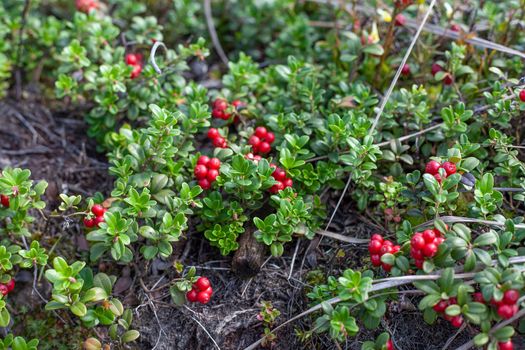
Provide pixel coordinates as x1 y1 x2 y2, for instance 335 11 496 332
195 277 211 291
519 90 525 102
186 289 198 302
0 195 9 208
425 160 441 175
498 340 514 350
91 204 105 217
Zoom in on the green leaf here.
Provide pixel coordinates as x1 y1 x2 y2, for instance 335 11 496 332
70 301 87 317
121 330 140 343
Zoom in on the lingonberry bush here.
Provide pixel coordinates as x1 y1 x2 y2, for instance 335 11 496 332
2 0 525 349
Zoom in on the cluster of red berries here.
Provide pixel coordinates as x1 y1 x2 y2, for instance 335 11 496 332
207 128 228 148
0 279 15 297
519 90 525 102
368 234 400 272
126 53 143 79
0 195 9 208
248 127 275 154
186 277 213 304
425 160 457 183
269 165 293 194
432 297 463 328
430 63 453 85
76 0 99 13
194 156 221 190
409 227 445 269
490 289 521 320
211 98 244 121
83 204 106 228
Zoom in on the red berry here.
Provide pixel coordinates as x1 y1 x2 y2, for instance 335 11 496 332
434 173 442 183
125 54 138 65
5 279 14 293
91 204 105 217
197 291 211 304
433 227 443 237
265 132 275 144
198 179 211 190
84 218 95 228
258 142 271 154
272 169 286 181
282 178 293 188
450 315 463 328
207 158 221 170
368 240 382 254
383 240 393 246
414 259 424 269
503 289 520 305
382 263 392 272
186 289 198 302
370 254 381 267
423 243 438 257
213 99 228 110
255 126 268 139
443 73 454 85
449 297 457 305
391 245 400 254
249 135 261 147
410 247 423 260
380 245 393 255
220 111 231 120
0 195 9 208
232 100 244 109
0 285 8 296
212 136 226 148
207 128 220 139
394 14 406 26
450 24 461 32
269 181 285 194
194 164 208 180
431 63 443 76
411 233 426 250
254 155 262 161
197 155 210 166
442 162 457 176
212 109 224 119
498 340 514 350
76 0 99 12
434 237 445 245
207 169 219 182
371 234 383 243
425 160 441 175
422 230 436 243
386 339 394 350
401 64 410 76
497 304 516 319
130 64 142 79
195 277 211 291
94 215 105 227
519 90 525 102
472 292 485 303
433 300 448 313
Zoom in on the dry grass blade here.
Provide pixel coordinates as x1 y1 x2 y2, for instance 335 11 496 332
204 0 229 65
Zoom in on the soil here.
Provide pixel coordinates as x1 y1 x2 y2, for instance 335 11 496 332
1 98 524 350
